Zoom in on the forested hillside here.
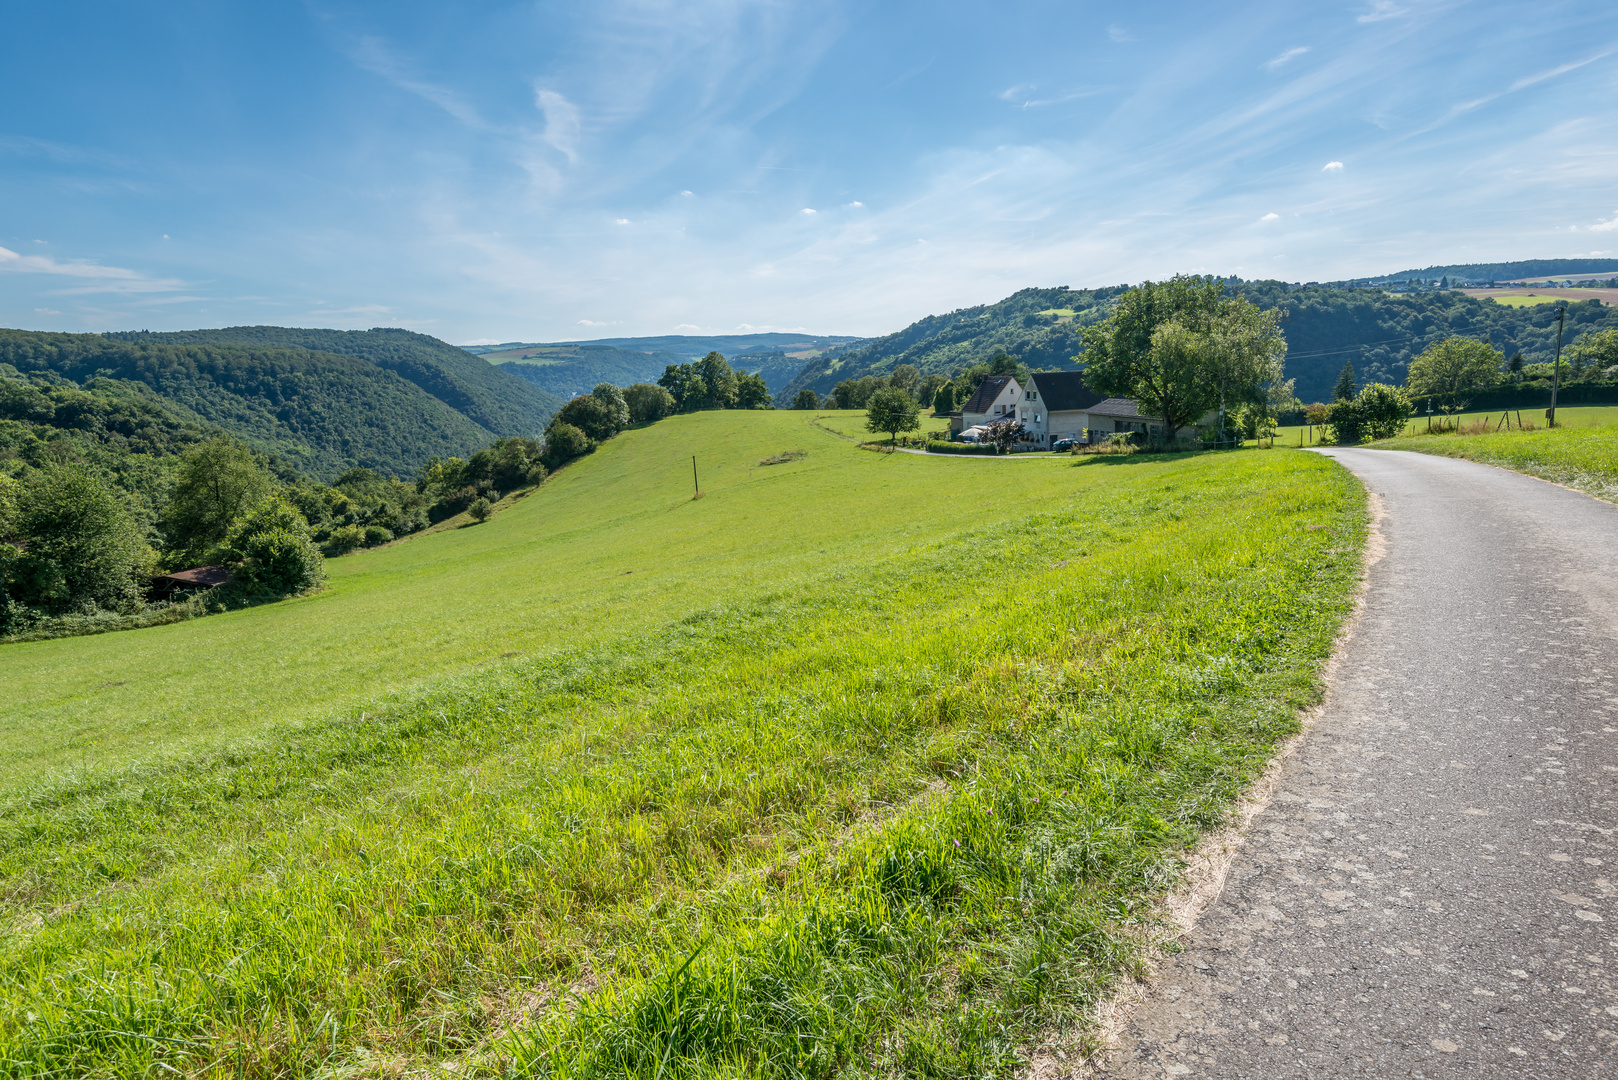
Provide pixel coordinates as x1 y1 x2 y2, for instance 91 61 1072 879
0 329 528 479
778 280 1618 406
1351 258 1618 286
780 286 1124 401
114 326 559 438
1232 282 1618 402
480 333 863 399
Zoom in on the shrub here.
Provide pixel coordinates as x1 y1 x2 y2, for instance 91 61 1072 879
555 395 621 442
542 422 594 469
428 485 485 524
7 465 148 616
468 497 493 522
238 528 325 594
362 525 393 546
1327 382 1412 444
625 383 677 423
323 524 365 555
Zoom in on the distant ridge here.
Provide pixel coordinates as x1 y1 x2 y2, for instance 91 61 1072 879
1347 258 1618 285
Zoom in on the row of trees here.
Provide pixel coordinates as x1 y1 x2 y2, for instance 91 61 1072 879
656 352 771 412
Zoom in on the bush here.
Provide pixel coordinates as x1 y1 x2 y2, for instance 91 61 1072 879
6 465 148 617
238 528 325 594
428 484 485 524
467 497 493 523
1327 382 1412 444
363 525 393 545
542 422 594 469
323 523 365 555
554 395 621 442
625 383 676 423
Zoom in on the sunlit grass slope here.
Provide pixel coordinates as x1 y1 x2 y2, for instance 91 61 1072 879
6 410 1068 787
1375 418 1618 502
0 420 1366 1077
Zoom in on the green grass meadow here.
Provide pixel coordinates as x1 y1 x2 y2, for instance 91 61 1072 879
0 414 1367 1077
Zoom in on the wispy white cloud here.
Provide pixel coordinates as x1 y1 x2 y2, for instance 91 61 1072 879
535 88 581 163
1358 1 1408 23
800 207 816 215
1108 24 1135 43
1261 212 1281 221
348 36 486 129
1323 160 1344 171
578 318 608 326
1591 211 1618 233
0 245 185 294
1264 46 1310 70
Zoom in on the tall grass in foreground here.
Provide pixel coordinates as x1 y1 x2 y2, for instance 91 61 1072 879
0 452 1363 1077
1375 422 1618 502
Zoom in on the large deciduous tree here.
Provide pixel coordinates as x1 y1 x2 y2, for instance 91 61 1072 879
1404 337 1501 409
162 439 275 567
1080 276 1286 442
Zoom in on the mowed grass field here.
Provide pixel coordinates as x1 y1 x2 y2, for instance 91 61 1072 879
3 409 1020 787
810 408 954 442
0 414 1367 1077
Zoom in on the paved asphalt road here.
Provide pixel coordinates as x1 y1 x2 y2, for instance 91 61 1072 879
1097 448 1617 1077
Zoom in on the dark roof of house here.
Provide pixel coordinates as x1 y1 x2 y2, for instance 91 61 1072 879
1025 370 1104 413
1085 397 1160 420
960 375 1016 415
157 565 233 588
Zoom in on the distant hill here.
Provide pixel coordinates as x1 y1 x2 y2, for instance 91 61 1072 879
765 279 1618 406
472 333 863 399
1231 281 1618 401
0 327 556 480
119 326 559 438
780 286 1124 401
1348 259 1618 286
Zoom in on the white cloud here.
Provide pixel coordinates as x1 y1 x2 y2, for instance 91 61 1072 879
1264 46 1310 70
680 190 694 197
535 88 581 163
1323 160 1345 171
33 307 61 315
1358 1 1407 23
846 201 865 208
1108 24 1135 43
578 319 607 326
350 36 486 129
1591 211 1618 233
0 244 185 294
615 218 632 225
801 208 816 215
1261 212 1280 222
674 323 701 332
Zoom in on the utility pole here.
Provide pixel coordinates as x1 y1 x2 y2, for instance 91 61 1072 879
1548 304 1566 427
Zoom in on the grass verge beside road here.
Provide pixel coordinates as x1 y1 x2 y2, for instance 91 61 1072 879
0 437 1365 1077
1374 422 1618 502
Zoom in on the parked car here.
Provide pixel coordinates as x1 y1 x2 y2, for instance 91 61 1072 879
1051 438 1075 452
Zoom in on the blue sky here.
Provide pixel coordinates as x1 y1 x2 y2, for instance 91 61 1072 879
3 1 1616 343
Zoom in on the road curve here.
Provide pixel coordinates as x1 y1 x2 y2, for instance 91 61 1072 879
1097 448 1618 1078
